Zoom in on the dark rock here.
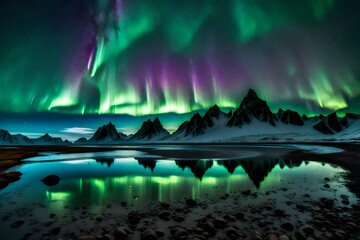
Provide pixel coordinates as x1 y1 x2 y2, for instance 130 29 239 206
213 217 228 228
76 236 94 240
10 219 25 228
294 230 306 240
41 175 60 186
114 227 128 240
186 198 197 207
96 217 102 222
281 222 294 231
300 225 314 236
202 221 215 233
226 227 240 238
0 171 22 182
172 215 185 222
235 212 245 219
274 209 285 217
160 202 170 208
51 227 61 235
173 228 188 239
127 211 141 225
279 235 289 240
141 228 158 240
158 211 171 220
0 178 9 189
323 184 330 188
155 229 164 237
264 233 279 240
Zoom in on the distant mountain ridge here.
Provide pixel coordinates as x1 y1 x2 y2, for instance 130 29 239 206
0 130 69 145
1 89 360 145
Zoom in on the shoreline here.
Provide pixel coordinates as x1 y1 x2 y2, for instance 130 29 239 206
0 143 360 239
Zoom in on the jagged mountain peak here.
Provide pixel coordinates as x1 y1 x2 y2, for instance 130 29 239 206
246 88 259 100
203 104 228 127
313 112 342 134
88 122 121 142
227 89 277 127
279 109 304 126
131 118 169 140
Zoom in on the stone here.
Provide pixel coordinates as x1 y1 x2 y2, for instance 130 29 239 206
10 219 25 228
158 211 171 220
76 236 94 240
172 215 185 222
264 233 279 240
174 228 188 239
141 228 158 240
213 218 228 228
40 175 60 186
186 198 197 207
51 227 61 235
235 212 245 219
300 225 314 236
0 178 9 190
160 202 170 208
0 171 22 182
127 211 141 225
279 235 289 240
114 227 128 240
323 184 330 188
274 209 284 217
294 230 306 240
280 222 294 231
226 227 240 237
202 221 215 233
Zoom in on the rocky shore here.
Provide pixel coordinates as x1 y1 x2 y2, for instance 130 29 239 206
2 184 359 240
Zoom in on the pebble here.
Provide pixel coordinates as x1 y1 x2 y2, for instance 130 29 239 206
213 217 228 228
141 228 158 240
280 222 294 231
114 227 128 240
174 228 188 239
10 219 25 228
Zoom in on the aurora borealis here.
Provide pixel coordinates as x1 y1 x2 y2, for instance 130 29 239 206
1 0 360 138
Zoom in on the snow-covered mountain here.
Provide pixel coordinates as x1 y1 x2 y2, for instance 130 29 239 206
130 117 170 141
74 122 124 144
2 89 360 145
0 130 69 145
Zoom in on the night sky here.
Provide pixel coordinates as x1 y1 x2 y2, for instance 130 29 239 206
1 0 360 140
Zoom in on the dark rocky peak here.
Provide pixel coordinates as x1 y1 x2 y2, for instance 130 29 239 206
302 114 309 121
36 133 66 144
131 118 169 140
226 110 232 118
137 159 157 172
74 137 87 144
203 104 227 127
119 132 128 139
89 122 121 142
172 121 189 136
185 113 207 137
340 113 360 127
175 160 213 180
227 89 277 127
313 112 342 134
279 109 304 126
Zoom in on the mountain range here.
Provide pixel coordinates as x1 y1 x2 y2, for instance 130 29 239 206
1 89 360 145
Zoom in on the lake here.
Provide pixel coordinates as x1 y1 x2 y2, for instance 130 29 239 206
0 145 358 240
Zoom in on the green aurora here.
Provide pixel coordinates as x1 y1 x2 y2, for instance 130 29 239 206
0 0 360 117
